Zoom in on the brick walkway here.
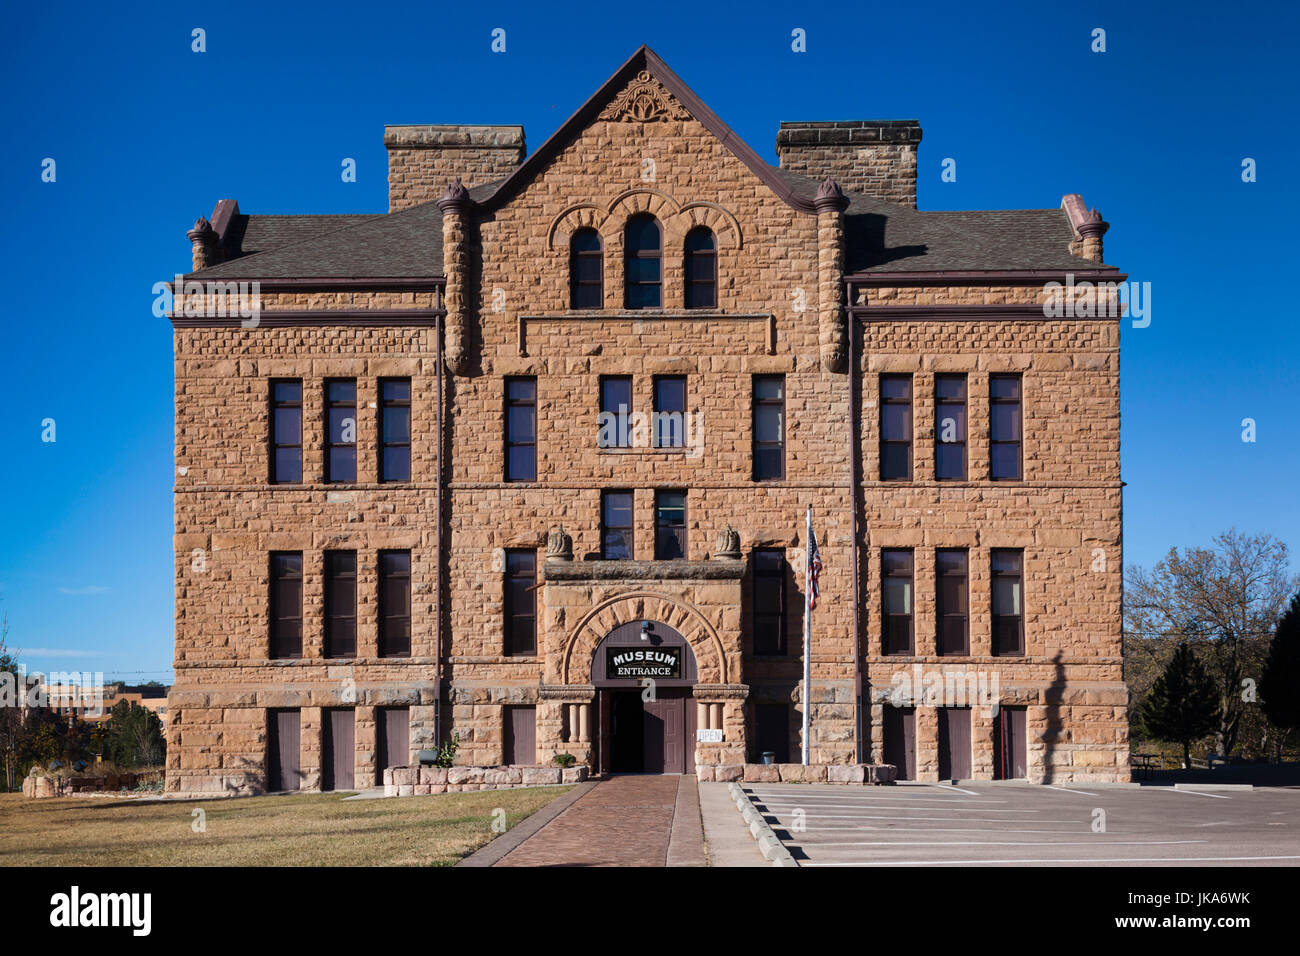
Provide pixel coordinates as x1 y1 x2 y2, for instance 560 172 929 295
495 775 705 867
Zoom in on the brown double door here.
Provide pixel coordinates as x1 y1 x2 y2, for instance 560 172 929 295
995 706 1028 779
322 709 355 791
601 688 694 774
937 707 972 780
883 706 916 781
267 709 301 792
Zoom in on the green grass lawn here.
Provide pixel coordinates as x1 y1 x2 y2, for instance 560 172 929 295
0 786 570 867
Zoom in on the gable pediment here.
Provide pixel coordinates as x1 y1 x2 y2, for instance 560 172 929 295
598 70 692 123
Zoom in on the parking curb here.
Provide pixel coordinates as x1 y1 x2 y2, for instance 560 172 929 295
728 782 799 867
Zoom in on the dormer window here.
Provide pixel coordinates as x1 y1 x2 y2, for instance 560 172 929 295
684 227 716 309
569 228 603 310
624 214 662 309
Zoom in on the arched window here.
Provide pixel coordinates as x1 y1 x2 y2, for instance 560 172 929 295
684 227 716 309
624 214 662 309
569 228 603 310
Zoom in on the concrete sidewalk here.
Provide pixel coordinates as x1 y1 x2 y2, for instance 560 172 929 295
698 781 768 866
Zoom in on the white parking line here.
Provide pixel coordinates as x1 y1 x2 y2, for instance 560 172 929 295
768 813 1065 823
799 826 1098 834
756 803 1028 812
1043 785 1099 796
924 783 980 795
807 840 1209 847
802 855 1300 866
1165 788 1232 799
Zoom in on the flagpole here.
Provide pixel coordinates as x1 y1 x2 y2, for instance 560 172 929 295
802 505 812 766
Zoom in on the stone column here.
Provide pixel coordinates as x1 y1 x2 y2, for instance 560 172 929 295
814 178 850 373
437 180 474 376
578 703 590 743
186 217 220 271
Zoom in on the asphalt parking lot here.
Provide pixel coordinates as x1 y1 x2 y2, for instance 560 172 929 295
744 782 1300 866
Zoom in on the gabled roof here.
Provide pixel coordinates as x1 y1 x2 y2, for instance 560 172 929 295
185 46 1116 282
474 45 818 214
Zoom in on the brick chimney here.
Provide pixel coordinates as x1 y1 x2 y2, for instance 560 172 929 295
776 121 922 207
384 125 525 212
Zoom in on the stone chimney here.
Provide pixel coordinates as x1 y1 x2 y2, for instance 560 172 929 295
776 121 922 207
185 200 242 272
385 125 525 212
1061 194 1109 263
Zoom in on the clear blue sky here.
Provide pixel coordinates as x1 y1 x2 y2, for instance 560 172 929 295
1 1 1296 680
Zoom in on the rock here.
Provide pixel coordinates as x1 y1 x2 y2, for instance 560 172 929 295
828 764 866 784
743 764 780 783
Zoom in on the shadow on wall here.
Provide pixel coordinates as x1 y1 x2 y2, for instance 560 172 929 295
1041 651 1065 784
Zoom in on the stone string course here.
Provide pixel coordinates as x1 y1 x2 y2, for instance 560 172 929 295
382 764 587 796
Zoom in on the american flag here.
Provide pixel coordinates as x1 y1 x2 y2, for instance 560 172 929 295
807 523 823 610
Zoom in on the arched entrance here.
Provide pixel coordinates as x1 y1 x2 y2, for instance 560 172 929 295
592 620 697 774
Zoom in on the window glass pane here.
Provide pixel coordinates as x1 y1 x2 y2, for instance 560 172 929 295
936 405 966 441
990 444 1021 480
937 550 968 576
935 444 965 481
885 617 912 654
940 617 967 655
507 406 535 443
754 406 783 443
381 380 411 402
574 256 601 282
882 550 912 575
685 228 715 252
990 376 1021 400
880 376 911 401
273 382 301 403
627 283 661 309
881 405 911 441
657 492 685 524
935 376 965 401
274 407 301 444
274 448 302 483
655 378 685 414
754 447 782 480
626 257 661 283
327 381 355 403
507 447 535 481
572 230 601 253
604 493 633 527
940 576 968 614
507 379 535 403
993 578 1022 616
991 405 1021 441
991 550 1022 575
995 619 1022 655
884 576 912 615
382 407 410 445
880 444 909 480
328 407 353 443
382 447 410 482
754 377 784 401
603 530 633 561
574 284 602 310
626 216 661 250
601 379 632 414
329 447 356 482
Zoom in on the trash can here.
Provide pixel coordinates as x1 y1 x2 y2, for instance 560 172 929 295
761 752 776 765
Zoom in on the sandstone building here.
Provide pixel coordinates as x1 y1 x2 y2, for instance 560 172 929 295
166 46 1128 793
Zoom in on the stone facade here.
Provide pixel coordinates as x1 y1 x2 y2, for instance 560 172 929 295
166 47 1128 795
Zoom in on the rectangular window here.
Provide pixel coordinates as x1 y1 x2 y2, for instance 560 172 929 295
882 548 914 655
379 379 411 482
753 549 787 655
880 374 912 481
934 374 967 481
655 490 687 560
936 548 969 656
653 376 686 448
990 374 1023 480
602 490 634 560
269 551 303 659
752 375 785 481
992 548 1025 656
504 549 537 656
505 377 537 481
324 550 357 658
599 376 632 448
269 380 302 484
378 550 411 657
325 379 357 483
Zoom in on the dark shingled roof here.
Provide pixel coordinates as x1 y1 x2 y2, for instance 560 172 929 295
191 176 1107 281
189 181 501 280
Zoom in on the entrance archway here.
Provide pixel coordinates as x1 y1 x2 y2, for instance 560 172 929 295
592 620 697 774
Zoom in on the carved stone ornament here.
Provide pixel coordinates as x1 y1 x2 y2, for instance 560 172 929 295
713 525 741 559
546 525 574 561
598 71 691 123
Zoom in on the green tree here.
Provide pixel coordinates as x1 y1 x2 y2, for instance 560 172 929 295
102 700 166 768
1139 642 1221 768
1260 592 1300 755
1125 529 1298 756
0 610 21 790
